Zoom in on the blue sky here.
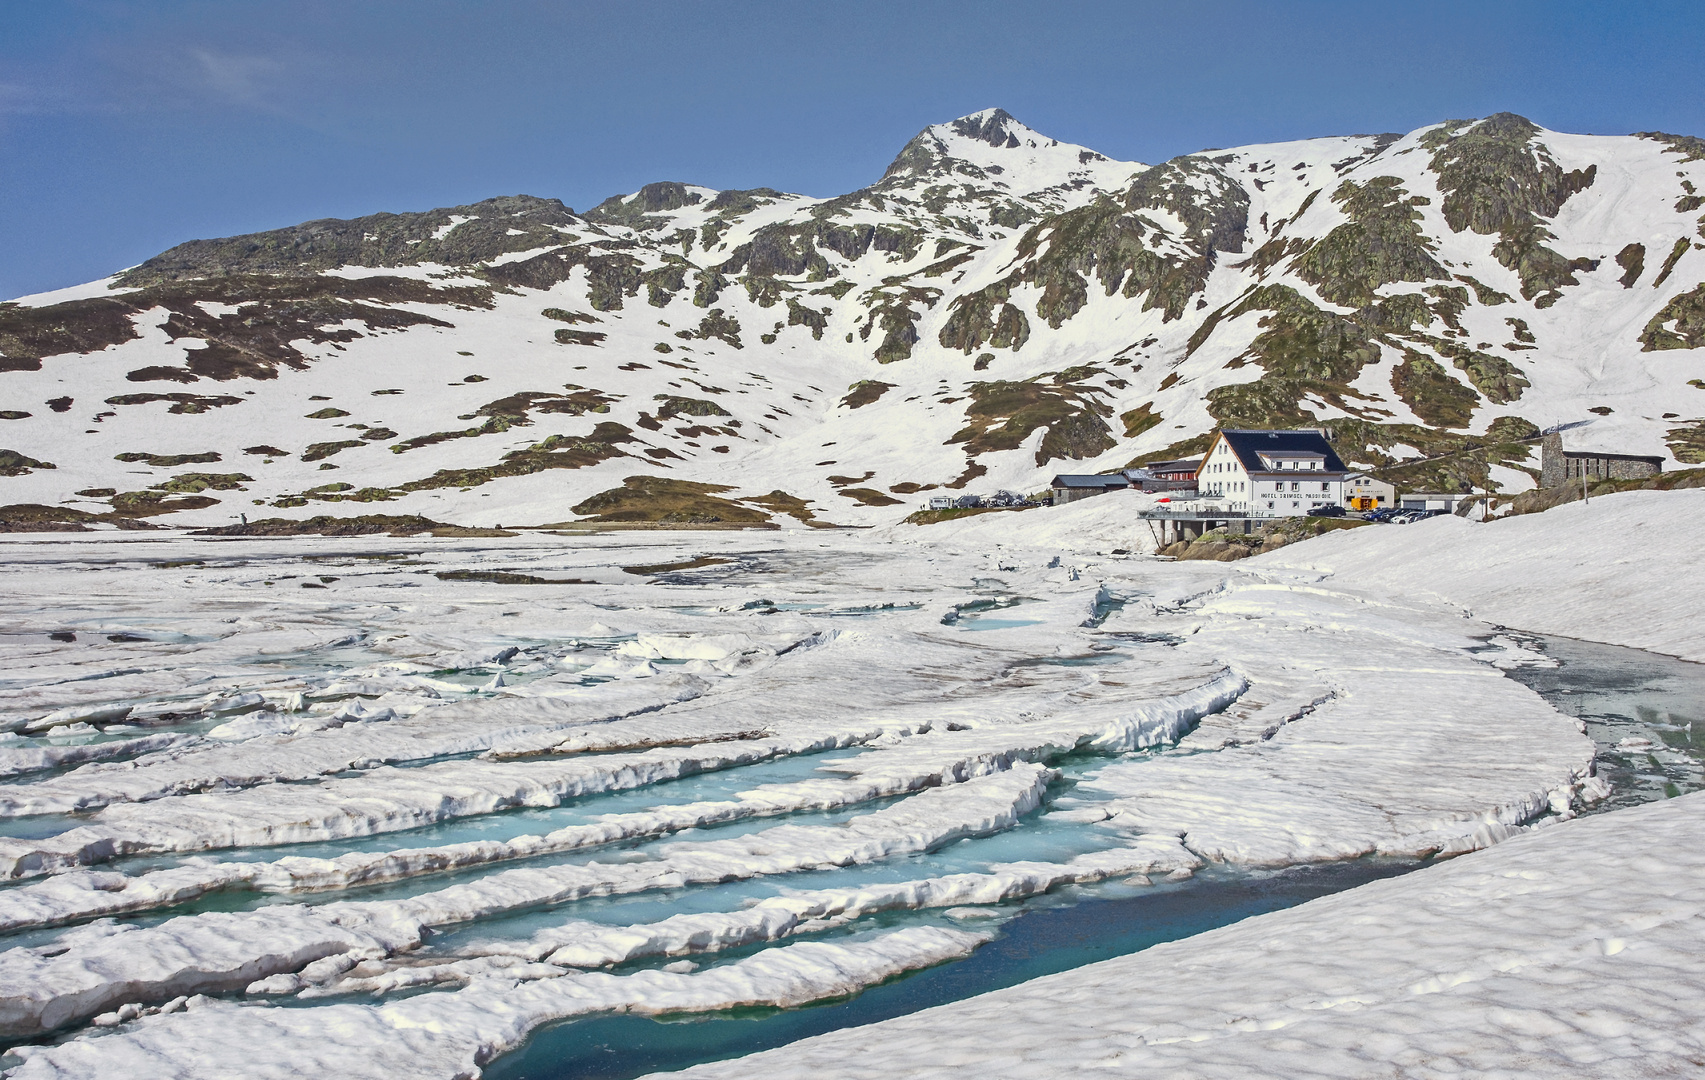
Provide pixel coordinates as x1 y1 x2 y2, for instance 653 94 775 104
3 0 1703 298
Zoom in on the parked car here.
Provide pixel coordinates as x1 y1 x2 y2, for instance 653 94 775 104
1307 504 1347 518
1392 509 1446 524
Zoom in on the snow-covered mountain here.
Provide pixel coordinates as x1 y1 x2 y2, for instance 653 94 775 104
3 108 1703 529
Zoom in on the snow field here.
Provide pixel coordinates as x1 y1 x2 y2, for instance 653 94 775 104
0 489 1661 1075
1251 488 1705 663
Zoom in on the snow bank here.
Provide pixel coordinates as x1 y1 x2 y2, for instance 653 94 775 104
1252 488 1705 661
886 489 1164 552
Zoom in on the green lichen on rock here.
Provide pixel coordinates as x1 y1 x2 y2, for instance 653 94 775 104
860 292 929 364
581 182 704 231
838 487 904 507
1123 156 1249 256
114 451 221 467
939 281 1029 354
302 440 365 462
1202 284 1390 429
305 407 350 419
692 268 728 308
1423 113 1597 304
640 262 688 307
1641 282 1705 350
717 219 881 281
119 195 580 285
391 388 618 454
542 308 598 325
1390 352 1478 428
653 395 730 418
1290 177 1447 307
398 422 638 493
785 298 828 340
740 275 796 308
841 381 895 409
1406 333 1529 403
1616 243 1646 287
1188 277 1538 475
675 309 743 349
1120 402 1162 438
949 373 1115 466
1637 132 1705 163
1453 275 1512 305
198 514 464 537
570 474 773 526
1652 237 1691 289
939 156 1245 344
1666 420 1705 462
109 490 218 516
0 449 54 476
148 472 252 493
480 245 645 311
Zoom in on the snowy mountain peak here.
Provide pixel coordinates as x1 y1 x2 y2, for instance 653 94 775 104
880 108 1139 200
946 107 1030 149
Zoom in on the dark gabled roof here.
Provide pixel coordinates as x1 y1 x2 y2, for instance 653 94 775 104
1052 474 1130 488
1216 429 1348 474
1558 448 1666 465
1142 457 1202 473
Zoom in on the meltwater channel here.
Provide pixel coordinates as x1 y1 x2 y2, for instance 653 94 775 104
486 632 1705 1080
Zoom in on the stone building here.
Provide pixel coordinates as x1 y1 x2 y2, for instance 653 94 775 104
1049 474 1131 505
1539 433 1664 488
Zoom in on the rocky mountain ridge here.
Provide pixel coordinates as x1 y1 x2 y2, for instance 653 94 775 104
2 108 1703 529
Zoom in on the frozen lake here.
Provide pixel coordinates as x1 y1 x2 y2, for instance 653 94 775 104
0 526 1616 1078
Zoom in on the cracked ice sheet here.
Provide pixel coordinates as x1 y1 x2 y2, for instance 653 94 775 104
660 791 1705 1080
0 524 1613 1076
4 927 991 1080
0 665 1238 926
0 767 1052 1038
1077 579 1600 864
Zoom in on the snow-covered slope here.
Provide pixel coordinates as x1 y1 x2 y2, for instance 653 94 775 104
3 110 1704 528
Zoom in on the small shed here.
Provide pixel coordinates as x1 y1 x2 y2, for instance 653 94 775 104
1050 474 1131 505
1342 473 1396 510
1399 492 1474 513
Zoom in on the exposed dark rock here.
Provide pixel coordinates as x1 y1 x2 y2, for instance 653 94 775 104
118 195 580 285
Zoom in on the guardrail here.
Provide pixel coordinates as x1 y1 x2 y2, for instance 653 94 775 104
1137 509 1254 519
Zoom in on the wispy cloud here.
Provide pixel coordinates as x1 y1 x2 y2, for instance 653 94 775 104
186 48 290 109
0 44 306 125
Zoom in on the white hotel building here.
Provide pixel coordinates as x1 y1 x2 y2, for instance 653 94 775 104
1194 428 1348 518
